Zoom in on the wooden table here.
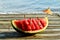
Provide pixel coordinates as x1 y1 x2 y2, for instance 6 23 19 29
0 13 60 40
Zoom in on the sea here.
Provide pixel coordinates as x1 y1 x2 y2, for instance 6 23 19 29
0 0 60 14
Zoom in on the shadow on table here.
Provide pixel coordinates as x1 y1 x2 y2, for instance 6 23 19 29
0 32 35 39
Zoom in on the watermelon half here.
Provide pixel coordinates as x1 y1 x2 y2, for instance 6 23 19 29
11 17 48 34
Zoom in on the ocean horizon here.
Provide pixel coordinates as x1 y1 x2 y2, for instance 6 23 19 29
0 0 60 14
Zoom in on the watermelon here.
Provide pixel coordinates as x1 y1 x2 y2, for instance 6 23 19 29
11 17 48 34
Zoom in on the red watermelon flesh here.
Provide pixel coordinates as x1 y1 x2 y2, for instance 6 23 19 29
23 19 32 31
14 20 22 29
28 19 36 31
39 18 47 27
32 19 40 30
14 18 46 31
35 18 43 29
12 17 48 33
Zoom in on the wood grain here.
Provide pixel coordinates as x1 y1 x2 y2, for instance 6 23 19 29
0 13 60 40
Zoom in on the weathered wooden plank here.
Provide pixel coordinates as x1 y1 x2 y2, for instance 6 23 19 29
0 13 58 16
0 17 59 20
0 15 58 18
0 29 60 38
0 15 55 17
0 31 60 39
0 14 59 39
47 26 60 29
0 29 60 33
0 39 59 40
0 14 59 18
0 17 60 21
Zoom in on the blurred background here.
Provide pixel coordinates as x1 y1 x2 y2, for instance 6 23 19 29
0 0 60 14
